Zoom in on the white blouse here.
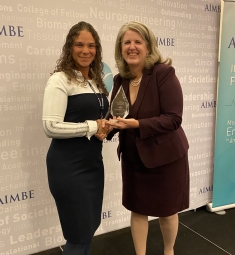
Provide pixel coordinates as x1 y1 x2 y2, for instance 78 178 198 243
42 71 103 140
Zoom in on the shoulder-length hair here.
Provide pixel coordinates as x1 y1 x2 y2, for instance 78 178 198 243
115 21 172 79
54 21 108 95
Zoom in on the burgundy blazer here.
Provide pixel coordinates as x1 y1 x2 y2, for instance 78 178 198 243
107 63 189 168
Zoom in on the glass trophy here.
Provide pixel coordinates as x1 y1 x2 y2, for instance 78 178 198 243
109 86 129 118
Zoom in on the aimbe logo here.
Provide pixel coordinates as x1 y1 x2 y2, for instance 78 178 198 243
199 185 213 194
103 62 113 93
204 4 221 13
156 37 175 47
0 190 34 204
0 25 24 37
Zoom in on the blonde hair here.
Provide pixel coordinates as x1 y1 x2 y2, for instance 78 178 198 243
115 21 172 79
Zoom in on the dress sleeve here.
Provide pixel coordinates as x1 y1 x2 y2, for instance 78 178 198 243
42 73 98 139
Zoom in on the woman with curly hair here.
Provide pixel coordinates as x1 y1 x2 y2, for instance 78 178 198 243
42 21 110 255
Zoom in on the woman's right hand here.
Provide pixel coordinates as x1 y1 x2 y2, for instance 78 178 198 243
95 119 112 141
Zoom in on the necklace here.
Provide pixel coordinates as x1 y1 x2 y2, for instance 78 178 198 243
130 76 142 87
83 81 88 88
75 71 88 87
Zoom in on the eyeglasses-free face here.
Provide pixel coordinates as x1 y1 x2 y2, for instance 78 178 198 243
71 30 96 72
121 30 149 70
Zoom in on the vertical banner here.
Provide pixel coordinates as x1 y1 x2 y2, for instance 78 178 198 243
212 0 235 207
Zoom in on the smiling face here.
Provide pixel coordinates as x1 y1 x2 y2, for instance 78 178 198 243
121 29 149 70
71 30 96 72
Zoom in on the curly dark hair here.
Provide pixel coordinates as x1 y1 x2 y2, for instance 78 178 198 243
54 21 108 95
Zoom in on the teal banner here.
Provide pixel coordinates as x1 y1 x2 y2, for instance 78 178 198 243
212 1 235 207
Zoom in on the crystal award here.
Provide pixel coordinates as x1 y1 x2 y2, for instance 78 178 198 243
110 86 129 118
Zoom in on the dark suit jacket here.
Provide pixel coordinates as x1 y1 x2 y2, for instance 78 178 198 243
107 63 189 168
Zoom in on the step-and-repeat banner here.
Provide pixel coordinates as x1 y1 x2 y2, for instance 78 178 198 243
0 0 220 253
212 0 235 208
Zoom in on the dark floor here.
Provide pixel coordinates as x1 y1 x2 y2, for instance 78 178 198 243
35 206 235 255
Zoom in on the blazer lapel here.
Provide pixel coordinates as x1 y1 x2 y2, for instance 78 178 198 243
132 68 152 118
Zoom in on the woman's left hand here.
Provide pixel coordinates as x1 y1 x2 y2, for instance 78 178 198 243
109 117 139 129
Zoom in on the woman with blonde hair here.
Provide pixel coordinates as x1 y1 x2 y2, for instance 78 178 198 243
107 21 189 255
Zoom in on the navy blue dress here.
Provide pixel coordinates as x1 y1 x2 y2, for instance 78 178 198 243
46 93 109 243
